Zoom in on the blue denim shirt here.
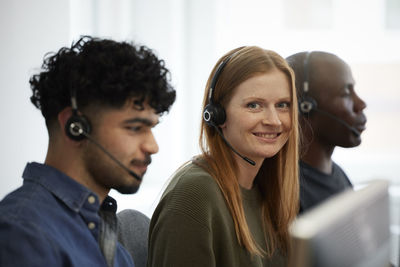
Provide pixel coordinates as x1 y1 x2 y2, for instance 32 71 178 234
0 162 134 267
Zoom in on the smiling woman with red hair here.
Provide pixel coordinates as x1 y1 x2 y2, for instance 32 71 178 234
148 46 299 267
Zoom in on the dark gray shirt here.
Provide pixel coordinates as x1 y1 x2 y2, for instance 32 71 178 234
299 160 353 214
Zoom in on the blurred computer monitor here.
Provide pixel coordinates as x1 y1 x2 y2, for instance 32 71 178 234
289 179 391 267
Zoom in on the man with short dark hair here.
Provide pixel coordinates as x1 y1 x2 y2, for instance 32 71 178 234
0 36 176 266
286 51 367 213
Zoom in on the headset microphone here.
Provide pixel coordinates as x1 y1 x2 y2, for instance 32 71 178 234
312 108 361 137
68 121 143 181
203 51 256 166
212 124 256 166
66 95 143 181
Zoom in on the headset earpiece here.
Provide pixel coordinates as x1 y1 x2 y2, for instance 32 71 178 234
299 51 318 115
65 114 91 141
299 95 317 114
203 53 236 127
203 103 226 126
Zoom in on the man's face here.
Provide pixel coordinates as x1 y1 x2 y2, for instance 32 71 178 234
310 56 367 148
82 100 160 195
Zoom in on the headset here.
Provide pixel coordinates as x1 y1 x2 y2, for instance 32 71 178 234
299 51 360 137
65 89 143 181
65 91 92 141
202 52 255 166
299 51 318 115
203 56 231 127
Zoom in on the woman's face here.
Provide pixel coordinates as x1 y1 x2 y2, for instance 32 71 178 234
221 69 292 165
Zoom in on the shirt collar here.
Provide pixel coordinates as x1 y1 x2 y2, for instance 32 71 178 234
22 162 103 213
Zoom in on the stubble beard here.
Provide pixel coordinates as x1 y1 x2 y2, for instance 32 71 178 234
82 141 141 195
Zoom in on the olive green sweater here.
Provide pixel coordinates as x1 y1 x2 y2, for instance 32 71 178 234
147 161 287 267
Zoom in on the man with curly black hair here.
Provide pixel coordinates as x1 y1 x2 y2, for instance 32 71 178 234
0 36 176 267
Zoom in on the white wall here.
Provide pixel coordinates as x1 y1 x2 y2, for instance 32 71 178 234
0 0 70 198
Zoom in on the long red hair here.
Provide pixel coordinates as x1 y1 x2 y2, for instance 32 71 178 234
198 46 299 256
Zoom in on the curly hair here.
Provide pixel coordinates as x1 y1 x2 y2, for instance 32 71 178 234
30 36 176 127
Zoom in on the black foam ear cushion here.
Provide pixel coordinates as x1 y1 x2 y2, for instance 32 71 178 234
65 115 91 141
203 103 226 126
299 96 317 115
